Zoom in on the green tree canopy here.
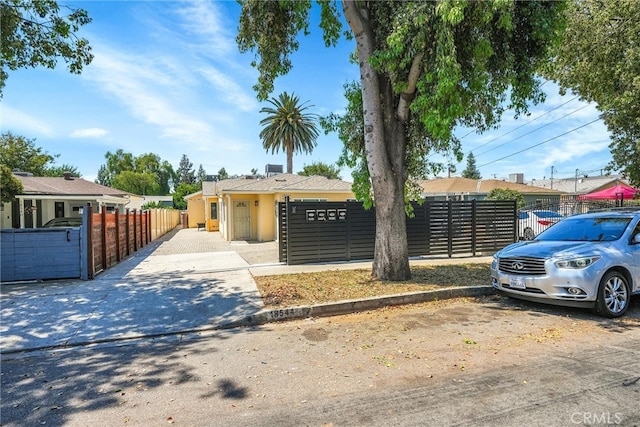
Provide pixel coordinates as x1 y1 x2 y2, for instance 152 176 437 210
237 0 566 280
0 164 23 202
0 131 79 177
543 0 640 187
259 91 320 174
0 131 54 174
485 188 525 209
42 164 81 178
0 0 93 96
217 167 229 181
96 150 174 195
461 152 481 179
111 170 159 196
298 161 341 180
173 182 200 210
176 154 196 185
196 164 207 183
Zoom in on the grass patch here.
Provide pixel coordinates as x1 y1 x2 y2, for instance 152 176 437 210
254 263 492 308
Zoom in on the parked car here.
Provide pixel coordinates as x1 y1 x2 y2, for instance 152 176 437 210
518 210 564 240
42 217 83 227
491 209 640 318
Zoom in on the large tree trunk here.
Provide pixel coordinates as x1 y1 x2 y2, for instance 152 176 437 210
343 1 410 281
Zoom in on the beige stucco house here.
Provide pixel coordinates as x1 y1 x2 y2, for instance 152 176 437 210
418 177 563 205
184 173 355 241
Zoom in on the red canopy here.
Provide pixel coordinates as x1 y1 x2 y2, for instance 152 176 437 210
578 183 638 200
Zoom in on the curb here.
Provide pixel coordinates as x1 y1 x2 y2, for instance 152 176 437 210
228 285 497 328
1 286 496 356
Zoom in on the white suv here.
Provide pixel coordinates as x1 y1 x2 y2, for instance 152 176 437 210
491 209 640 317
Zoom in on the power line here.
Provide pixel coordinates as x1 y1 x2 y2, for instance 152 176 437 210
474 101 590 157
477 118 602 169
472 94 580 155
466 7 640 168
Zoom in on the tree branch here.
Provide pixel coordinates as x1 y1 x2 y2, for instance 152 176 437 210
398 52 423 122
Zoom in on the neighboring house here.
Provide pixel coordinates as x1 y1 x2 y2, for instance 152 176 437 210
418 177 563 206
185 173 355 241
1 172 142 229
127 195 174 210
527 174 631 197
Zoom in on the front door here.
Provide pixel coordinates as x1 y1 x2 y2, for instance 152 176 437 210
233 200 251 240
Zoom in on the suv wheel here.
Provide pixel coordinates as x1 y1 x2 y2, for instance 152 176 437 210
594 271 630 318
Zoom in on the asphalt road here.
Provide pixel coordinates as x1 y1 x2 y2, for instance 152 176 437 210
2 295 639 426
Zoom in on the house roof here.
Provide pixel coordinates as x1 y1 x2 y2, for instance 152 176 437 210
527 175 630 195
201 173 353 196
419 177 562 195
15 174 132 197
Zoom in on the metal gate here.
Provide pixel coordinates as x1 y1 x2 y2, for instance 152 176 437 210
278 199 517 265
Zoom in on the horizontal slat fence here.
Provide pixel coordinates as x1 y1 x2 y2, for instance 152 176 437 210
279 199 517 265
0 228 82 281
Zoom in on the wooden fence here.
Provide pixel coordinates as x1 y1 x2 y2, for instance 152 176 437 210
1 206 180 282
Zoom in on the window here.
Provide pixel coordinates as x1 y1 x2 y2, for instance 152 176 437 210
210 202 218 220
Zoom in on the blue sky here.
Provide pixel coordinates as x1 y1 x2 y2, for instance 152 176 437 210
2 1 612 185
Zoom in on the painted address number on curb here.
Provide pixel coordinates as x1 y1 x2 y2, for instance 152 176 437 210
268 308 298 320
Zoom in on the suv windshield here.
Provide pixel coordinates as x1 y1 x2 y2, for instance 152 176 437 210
536 216 632 242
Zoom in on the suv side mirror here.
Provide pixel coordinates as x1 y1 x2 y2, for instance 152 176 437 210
633 233 640 244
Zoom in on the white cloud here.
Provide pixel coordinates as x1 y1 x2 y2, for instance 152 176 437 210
199 67 257 112
70 128 109 138
1 105 53 136
174 0 235 58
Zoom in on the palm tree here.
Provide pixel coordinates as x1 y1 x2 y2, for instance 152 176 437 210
259 92 320 174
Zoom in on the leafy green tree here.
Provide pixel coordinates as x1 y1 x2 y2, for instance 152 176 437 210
173 182 200 210
142 200 171 209
461 152 482 179
135 153 174 195
111 171 159 196
176 154 196 185
196 164 207 184
485 188 525 209
298 161 341 180
0 164 23 202
97 150 174 194
259 91 320 174
239 1 567 280
543 0 640 187
217 167 229 181
43 164 81 177
96 149 134 186
0 0 93 96
1 131 54 174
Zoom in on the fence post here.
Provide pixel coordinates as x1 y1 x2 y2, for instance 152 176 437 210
447 200 453 257
133 209 138 251
115 210 121 262
101 207 107 269
82 204 93 280
125 209 131 256
471 200 477 256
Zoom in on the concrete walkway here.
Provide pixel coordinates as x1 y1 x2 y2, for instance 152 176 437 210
0 227 494 354
0 228 268 353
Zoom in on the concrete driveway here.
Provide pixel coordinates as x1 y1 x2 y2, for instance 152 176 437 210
0 228 272 353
